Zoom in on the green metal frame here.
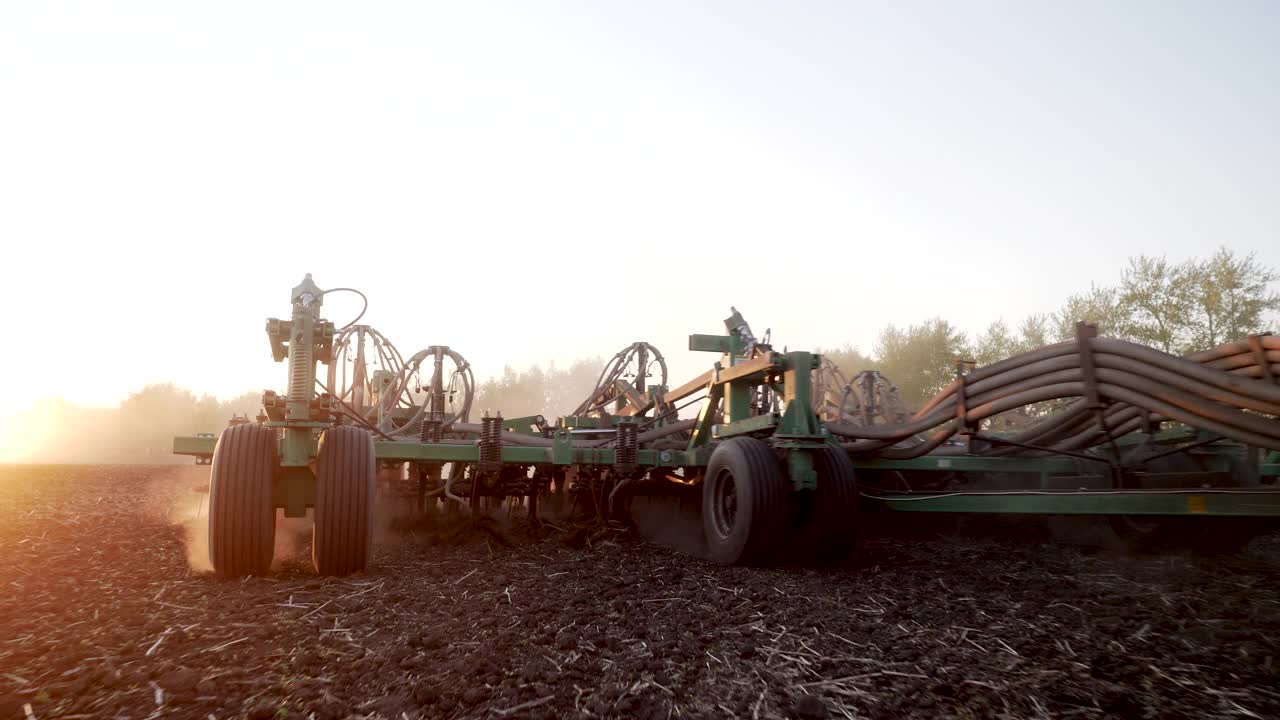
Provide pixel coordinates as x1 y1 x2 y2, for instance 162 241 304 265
872 490 1280 516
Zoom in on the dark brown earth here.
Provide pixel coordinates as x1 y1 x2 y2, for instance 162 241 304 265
2 464 1279 720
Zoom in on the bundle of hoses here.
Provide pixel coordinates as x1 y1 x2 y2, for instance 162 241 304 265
382 346 476 437
827 335 1280 458
571 342 667 417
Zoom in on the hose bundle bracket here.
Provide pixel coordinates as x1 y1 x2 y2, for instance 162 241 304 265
1075 322 1105 411
954 359 978 433
954 359 979 453
1076 322 1124 478
1250 333 1276 385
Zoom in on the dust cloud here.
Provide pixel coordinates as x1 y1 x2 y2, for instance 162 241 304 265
151 465 315 574
1 386 263 464
628 487 708 559
141 465 215 573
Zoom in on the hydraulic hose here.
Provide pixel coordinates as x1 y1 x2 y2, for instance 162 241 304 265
830 335 1280 455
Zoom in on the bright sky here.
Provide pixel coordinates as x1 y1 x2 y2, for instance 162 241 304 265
1 2 1277 429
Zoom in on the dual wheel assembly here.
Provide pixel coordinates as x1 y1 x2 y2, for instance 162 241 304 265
207 424 376 579
702 438 860 565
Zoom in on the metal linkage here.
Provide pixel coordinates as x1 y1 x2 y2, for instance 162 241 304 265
392 345 475 435
813 360 910 428
328 326 475 437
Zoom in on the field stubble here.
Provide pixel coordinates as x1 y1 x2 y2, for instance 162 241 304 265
1 464 1278 719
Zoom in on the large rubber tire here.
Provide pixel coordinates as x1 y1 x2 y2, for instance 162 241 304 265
703 438 788 565
208 423 278 579
313 426 376 576
809 447 861 562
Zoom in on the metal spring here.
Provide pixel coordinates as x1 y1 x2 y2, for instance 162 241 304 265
616 421 638 469
288 336 312 404
420 411 443 443
479 414 502 472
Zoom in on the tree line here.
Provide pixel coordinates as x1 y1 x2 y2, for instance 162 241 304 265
11 387 263 464
472 357 607 420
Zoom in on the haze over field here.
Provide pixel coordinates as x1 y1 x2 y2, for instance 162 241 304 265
1 2 1277 461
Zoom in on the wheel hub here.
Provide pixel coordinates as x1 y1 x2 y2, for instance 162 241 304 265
711 469 738 538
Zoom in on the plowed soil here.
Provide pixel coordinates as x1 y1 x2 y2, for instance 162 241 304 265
2 464 1278 719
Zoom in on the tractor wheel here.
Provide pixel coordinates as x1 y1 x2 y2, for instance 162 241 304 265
208 423 278 579
313 426 376 576
808 447 861 562
703 437 788 565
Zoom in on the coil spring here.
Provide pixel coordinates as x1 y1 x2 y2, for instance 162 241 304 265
420 411 444 443
479 414 502 472
616 421 638 470
288 336 312 404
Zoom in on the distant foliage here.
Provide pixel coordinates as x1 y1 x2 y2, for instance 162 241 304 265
873 318 969 408
12 384 265 463
1052 247 1278 354
1188 248 1280 349
473 357 604 419
821 344 874 381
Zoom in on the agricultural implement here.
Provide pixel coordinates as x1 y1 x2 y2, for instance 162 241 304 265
174 276 1280 577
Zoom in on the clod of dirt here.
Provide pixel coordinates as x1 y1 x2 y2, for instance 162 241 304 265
791 693 829 719
158 667 201 696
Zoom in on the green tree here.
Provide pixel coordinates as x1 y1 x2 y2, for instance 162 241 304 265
1017 314 1050 351
1117 255 1198 352
974 315 1055 367
973 319 1016 367
219 391 265 424
115 383 201 463
874 318 968 409
1187 247 1280 348
545 357 606 417
1053 283 1128 341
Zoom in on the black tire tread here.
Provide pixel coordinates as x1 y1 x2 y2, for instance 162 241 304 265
703 437 788 565
811 446 861 562
209 424 277 579
313 426 376 576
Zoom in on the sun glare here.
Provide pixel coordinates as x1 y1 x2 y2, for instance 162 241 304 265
0 405 57 463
